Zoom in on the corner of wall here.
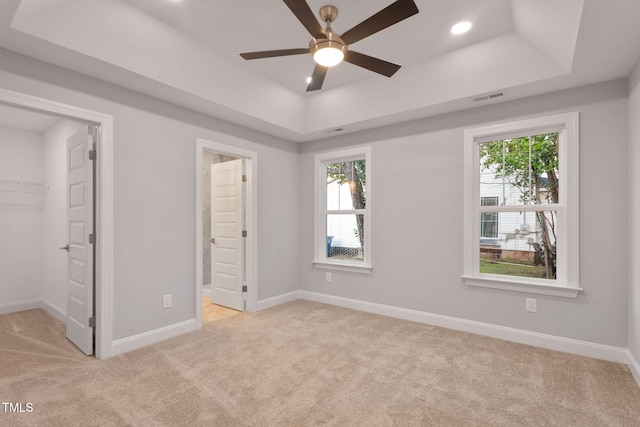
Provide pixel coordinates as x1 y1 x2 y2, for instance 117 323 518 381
628 57 640 374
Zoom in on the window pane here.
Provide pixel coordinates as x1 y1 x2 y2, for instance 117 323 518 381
480 197 499 238
479 210 557 280
479 133 559 206
327 214 364 262
327 160 366 210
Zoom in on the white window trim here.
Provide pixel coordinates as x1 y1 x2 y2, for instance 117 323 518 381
462 112 581 298
313 146 372 273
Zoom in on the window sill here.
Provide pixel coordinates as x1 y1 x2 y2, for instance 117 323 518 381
312 260 373 274
462 275 581 298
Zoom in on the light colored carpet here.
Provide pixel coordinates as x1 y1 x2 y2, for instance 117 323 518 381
1 300 639 426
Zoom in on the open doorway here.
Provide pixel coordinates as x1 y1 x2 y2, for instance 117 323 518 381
195 139 258 328
0 88 114 358
0 104 95 355
203 153 245 321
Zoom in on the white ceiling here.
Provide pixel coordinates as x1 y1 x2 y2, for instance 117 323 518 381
127 0 515 93
0 0 639 143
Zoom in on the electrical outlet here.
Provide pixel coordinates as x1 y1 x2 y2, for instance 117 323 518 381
163 294 172 308
325 272 332 282
525 298 537 313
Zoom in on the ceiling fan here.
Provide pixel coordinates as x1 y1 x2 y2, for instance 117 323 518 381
239 0 419 92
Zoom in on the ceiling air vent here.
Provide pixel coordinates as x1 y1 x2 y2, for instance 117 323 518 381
473 92 504 102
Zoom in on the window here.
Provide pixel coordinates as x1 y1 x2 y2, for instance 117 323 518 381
463 113 580 297
313 147 372 272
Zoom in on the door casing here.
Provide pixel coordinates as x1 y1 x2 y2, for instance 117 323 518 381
0 88 114 359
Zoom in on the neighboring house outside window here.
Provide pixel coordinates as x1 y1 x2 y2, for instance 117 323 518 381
313 147 372 273
480 196 499 238
463 112 580 298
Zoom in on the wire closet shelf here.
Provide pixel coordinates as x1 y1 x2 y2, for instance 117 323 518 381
0 178 49 209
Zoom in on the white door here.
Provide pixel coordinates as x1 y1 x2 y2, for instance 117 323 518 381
210 159 244 311
65 128 94 355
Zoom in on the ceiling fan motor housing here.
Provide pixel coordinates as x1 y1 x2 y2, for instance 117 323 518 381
309 33 347 59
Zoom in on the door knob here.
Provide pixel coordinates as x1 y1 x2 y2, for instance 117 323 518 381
60 244 70 252
210 238 216 244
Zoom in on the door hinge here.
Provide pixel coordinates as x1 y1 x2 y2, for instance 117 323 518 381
89 233 96 244
242 174 247 182
88 316 96 328
242 285 247 311
242 230 247 238
89 150 97 161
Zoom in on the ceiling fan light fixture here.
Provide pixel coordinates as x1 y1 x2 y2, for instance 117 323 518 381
310 37 346 67
313 45 344 67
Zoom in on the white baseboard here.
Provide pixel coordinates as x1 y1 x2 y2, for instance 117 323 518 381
202 286 212 298
299 291 629 365
41 300 66 323
627 350 640 386
256 290 301 311
111 319 196 357
0 299 42 315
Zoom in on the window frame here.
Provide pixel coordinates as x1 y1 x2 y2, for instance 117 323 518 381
313 146 372 273
462 112 581 298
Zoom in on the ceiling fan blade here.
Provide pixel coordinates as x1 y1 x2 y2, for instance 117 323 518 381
306 64 328 92
283 0 325 39
240 48 310 60
344 51 401 77
341 0 419 45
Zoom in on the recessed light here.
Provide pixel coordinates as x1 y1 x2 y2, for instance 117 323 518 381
306 77 312 84
451 21 472 35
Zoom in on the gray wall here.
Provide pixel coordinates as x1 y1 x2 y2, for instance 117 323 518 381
0 49 301 341
300 79 630 348
629 61 640 364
